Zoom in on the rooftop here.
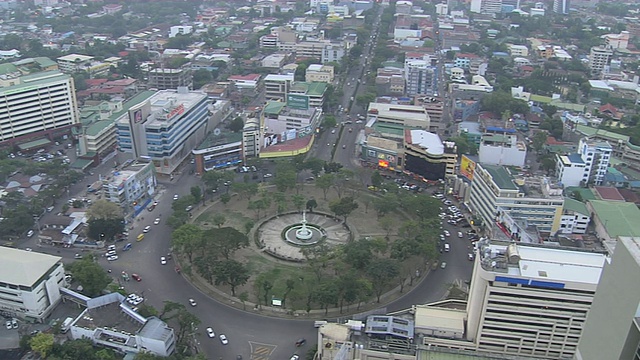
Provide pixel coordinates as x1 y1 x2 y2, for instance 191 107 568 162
0 71 71 94
594 186 625 201
0 248 62 287
563 197 589 216
194 130 242 151
263 101 286 115
75 302 143 335
407 130 444 155
481 164 518 190
565 186 596 201
589 200 640 238
85 120 114 137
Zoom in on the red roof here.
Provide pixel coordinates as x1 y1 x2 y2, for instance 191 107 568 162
456 53 479 59
228 74 261 82
594 186 625 201
85 79 108 86
599 103 618 114
520 65 534 71
261 135 313 154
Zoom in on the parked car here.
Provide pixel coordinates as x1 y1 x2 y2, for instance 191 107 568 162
173 194 179 201
219 334 228 345
107 255 118 261
185 205 193 212
440 261 447 269
160 257 167 265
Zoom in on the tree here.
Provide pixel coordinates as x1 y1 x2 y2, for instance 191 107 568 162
373 193 398 217
449 136 477 155
323 162 343 173
306 198 318 212
172 224 203 262
303 157 325 177
204 226 249 259
244 220 255 236
314 281 339 315
258 278 273 306
190 186 202 203
322 115 337 129
239 291 249 310
87 218 124 241
221 193 231 205
532 131 548 152
342 238 375 270
273 169 297 192
366 259 400 302
291 194 305 211
315 174 334 200
86 199 122 220
329 196 359 222
67 258 112 297
192 68 213 89
30 332 54 359
212 213 226 228
213 259 250 296
283 278 296 308
228 116 244 132
371 171 383 188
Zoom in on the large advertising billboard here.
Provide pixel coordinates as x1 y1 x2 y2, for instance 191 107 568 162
287 94 309 110
460 155 476 181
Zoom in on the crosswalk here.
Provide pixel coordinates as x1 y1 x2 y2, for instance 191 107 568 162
249 341 277 360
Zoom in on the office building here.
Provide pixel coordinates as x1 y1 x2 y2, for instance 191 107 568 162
102 158 157 214
0 248 65 323
116 88 227 175
404 130 457 180
576 236 640 360
192 130 243 173
478 133 527 167
367 103 431 129
555 137 611 187
264 74 294 101
69 293 175 356
589 46 613 77
0 70 79 145
553 0 570 13
470 0 503 14
405 60 437 97
305 64 335 83
261 101 322 136
288 82 327 109
242 118 261 159
466 240 605 359
57 54 111 78
468 164 564 233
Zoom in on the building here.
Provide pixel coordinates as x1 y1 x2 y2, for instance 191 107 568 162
146 65 193 90
453 100 480 122
242 117 261 159
103 158 157 216
576 236 640 360
478 133 527 167
586 200 640 245
360 135 403 170
0 248 65 323
0 71 79 145
57 54 93 73
508 44 529 57
405 60 437 97
470 0 502 14
169 25 193 38
228 74 262 93
288 82 327 109
261 100 322 136
465 240 605 359
305 64 335 83
589 46 613 77
556 153 587 188
68 293 175 356
261 54 287 69
603 31 630 50
77 101 124 162
404 130 457 180
264 74 294 101
291 40 346 64
578 137 612 186
468 164 564 233
192 130 243 173
116 89 228 175
553 0 570 13
435 3 448 15
559 198 590 234
367 103 430 129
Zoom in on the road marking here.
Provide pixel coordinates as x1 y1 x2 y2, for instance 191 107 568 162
249 341 276 360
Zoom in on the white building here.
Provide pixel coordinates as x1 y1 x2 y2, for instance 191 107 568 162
508 44 529 57
553 0 570 13
69 293 175 356
470 0 502 14
578 137 612 186
305 64 335 83
367 103 431 129
556 153 587 187
0 49 20 60
0 248 65 323
589 46 613 77
227 74 262 91
169 25 193 38
466 240 605 359
116 88 228 175
559 198 590 234
57 54 94 73
404 60 437 97
468 164 564 234
264 74 294 101
242 117 261 159
435 3 448 15
0 71 79 144
602 31 630 50
478 133 527 167
261 54 287 69
103 158 157 213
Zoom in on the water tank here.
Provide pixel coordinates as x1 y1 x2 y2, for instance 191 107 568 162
507 243 521 264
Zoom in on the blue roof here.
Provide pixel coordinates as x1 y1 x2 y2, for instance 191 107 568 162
568 153 584 163
530 105 544 114
486 126 517 133
630 181 640 188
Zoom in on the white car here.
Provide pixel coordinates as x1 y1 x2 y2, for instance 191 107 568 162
173 194 179 201
143 225 151 233
5 320 11 330
160 257 167 265
106 250 117 257
206 327 215 338
458 231 464 238
189 298 197 307
263 173 273 178
107 255 118 261
154 218 161 225
443 230 450 237
219 334 228 345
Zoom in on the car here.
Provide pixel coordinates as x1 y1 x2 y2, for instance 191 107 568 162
137 234 144 242
342 144 346 149
143 226 151 233
331 129 336 134
5 320 11 330
107 255 118 261
185 205 193 212
160 257 167 265
26 230 34 238
440 261 447 269
106 250 117 257
173 194 179 201
154 218 161 225
458 231 464 238
190 158 195 164
132 297 144 306
148 204 156 212
263 173 273 178
25 248 32 252
131 273 142 282
189 298 197 306
295 338 307 347
290 355 300 360
219 334 228 345
443 230 450 237
108 245 116 251
468 253 474 261
74 253 83 259
46 206 54 212
123 243 132 251
355 120 363 124
206 327 215 338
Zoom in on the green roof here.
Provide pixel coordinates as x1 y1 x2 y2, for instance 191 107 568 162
0 63 18 75
372 123 406 137
545 144 574 154
550 101 585 112
17 138 51 150
195 131 243 150
565 186 596 200
563 197 589 216
107 90 156 122
306 82 327 96
589 200 640 238
85 120 114 137
71 158 94 170
575 124 630 142
530 94 552 103
482 164 518 190
0 71 70 95
263 101 286 115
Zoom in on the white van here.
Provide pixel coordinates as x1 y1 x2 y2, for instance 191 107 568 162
444 243 450 252
26 230 34 238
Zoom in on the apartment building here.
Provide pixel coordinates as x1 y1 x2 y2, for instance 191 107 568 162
169 25 193 38
116 88 226 175
102 158 157 213
367 103 431 129
305 64 334 83
57 54 111 78
261 100 322 135
0 248 66 323
192 130 243 173
478 133 527 167
242 117 261 159
553 0 570 14
556 154 587 187
576 236 640 360
0 71 79 144
404 129 457 180
466 241 604 359
589 46 613 77
559 198 591 234
264 74 294 101
468 164 564 234
405 60 437 97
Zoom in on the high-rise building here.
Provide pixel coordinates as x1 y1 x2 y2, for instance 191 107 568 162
467 240 605 359
556 137 611 187
470 0 503 14
404 60 437 97
553 0 570 13
0 70 79 144
576 236 640 360
589 46 613 77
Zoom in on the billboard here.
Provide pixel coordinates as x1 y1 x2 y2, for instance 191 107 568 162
287 94 309 110
460 155 476 181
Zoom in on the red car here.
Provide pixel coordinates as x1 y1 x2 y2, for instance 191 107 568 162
131 274 142 282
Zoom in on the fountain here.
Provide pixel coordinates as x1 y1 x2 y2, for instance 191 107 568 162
295 210 313 240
